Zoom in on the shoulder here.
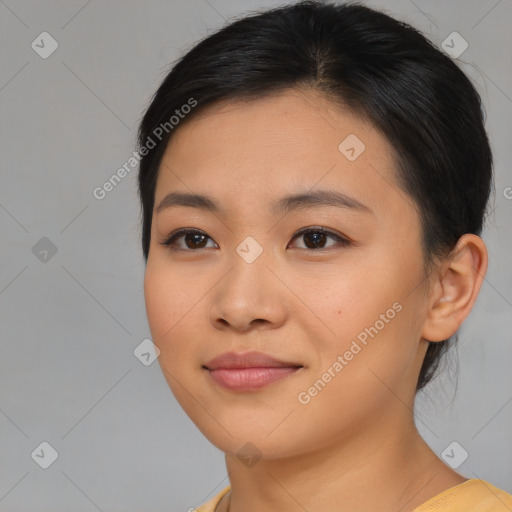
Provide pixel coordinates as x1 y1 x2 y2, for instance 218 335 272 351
186 480 512 511
193 485 231 512
413 479 512 512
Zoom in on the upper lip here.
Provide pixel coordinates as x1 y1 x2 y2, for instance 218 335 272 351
204 351 303 370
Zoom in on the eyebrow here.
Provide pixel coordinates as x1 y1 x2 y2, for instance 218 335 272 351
155 189 373 216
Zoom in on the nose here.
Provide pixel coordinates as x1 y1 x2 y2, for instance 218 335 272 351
208 255 289 333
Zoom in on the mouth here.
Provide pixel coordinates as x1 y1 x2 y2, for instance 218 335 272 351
203 351 304 391
204 366 303 391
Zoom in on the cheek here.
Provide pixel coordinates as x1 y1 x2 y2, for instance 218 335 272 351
144 263 205 406
143 263 195 360
297 267 392 351
144 266 170 342
296 310 416 431
302 262 421 390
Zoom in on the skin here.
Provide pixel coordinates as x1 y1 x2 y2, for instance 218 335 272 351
143 87 487 512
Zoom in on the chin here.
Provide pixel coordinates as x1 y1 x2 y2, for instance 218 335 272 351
193 416 309 462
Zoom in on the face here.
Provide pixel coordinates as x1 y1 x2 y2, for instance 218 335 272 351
144 88 432 459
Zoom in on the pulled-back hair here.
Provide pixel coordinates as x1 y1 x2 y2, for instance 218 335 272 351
137 0 493 391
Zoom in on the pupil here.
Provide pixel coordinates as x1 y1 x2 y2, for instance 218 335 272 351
187 233 207 248
305 231 326 249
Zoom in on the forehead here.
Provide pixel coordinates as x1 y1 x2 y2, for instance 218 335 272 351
155 88 407 219
167 88 382 158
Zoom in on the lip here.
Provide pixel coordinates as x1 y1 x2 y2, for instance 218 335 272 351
204 350 302 370
203 351 303 391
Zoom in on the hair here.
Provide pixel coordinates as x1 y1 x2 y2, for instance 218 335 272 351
136 0 493 392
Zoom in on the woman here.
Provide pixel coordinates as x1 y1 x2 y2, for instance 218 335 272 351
136 1 512 510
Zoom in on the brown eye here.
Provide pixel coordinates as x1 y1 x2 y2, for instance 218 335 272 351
160 226 350 252
289 227 350 250
161 229 216 250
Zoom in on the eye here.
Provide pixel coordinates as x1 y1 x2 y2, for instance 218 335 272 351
161 228 217 251
288 226 350 250
160 226 350 251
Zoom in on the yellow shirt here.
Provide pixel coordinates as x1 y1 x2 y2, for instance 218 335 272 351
195 479 512 512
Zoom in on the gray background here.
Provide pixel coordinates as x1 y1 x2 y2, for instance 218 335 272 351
1 1 511 511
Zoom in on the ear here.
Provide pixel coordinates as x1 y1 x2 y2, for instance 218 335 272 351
421 234 488 342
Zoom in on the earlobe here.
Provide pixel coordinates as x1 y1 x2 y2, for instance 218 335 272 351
421 234 488 342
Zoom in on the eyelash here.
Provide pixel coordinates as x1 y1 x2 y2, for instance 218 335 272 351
160 226 351 252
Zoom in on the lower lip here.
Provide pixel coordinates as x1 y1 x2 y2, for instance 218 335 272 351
207 367 302 391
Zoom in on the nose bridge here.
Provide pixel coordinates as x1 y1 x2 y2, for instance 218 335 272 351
235 233 266 265
209 236 287 329
224 235 272 298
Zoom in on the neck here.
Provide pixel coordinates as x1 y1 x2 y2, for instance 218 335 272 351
223 409 464 512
